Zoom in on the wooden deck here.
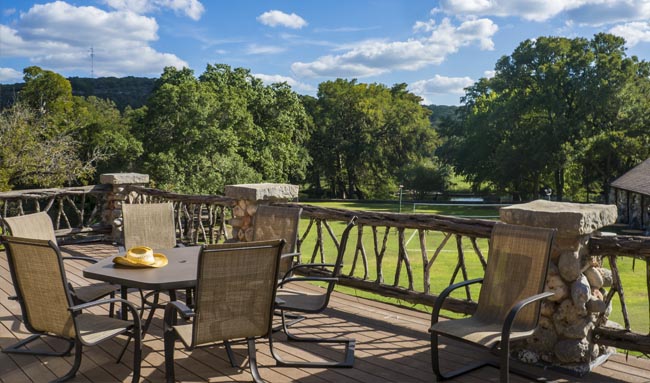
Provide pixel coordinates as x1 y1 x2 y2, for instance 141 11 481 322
2 242 650 383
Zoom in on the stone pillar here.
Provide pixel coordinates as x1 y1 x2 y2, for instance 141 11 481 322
224 183 298 241
99 173 150 242
500 200 618 374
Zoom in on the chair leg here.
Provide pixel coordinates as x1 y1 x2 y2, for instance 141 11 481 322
55 339 83 382
247 338 266 383
271 310 305 333
2 334 75 356
224 341 238 367
269 310 355 368
429 331 491 380
164 329 177 383
500 340 510 383
131 326 142 383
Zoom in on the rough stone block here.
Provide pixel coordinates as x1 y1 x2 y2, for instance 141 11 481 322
224 183 298 201
100 173 149 185
500 200 617 235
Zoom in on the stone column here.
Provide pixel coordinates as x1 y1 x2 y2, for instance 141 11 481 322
99 173 150 242
500 199 617 374
224 183 299 241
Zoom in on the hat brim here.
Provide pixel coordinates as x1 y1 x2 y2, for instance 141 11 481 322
113 253 168 268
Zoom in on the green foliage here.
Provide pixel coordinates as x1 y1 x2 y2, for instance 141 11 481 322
438 33 650 201
306 79 443 199
132 64 310 194
0 102 93 190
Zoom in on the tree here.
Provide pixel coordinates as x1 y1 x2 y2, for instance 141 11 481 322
132 64 311 194
437 34 649 201
0 102 94 190
307 79 439 199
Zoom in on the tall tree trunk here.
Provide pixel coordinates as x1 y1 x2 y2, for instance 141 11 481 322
554 167 564 201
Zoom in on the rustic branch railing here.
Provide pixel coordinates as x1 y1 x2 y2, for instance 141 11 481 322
589 235 650 354
123 185 238 245
274 202 495 315
0 185 112 238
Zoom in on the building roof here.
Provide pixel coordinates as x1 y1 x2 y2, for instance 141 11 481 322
610 158 650 196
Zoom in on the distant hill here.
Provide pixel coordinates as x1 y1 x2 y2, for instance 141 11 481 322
69 76 156 110
426 104 459 127
0 76 156 111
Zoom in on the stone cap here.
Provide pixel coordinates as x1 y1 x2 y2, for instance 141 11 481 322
100 173 150 185
224 183 298 201
500 199 617 235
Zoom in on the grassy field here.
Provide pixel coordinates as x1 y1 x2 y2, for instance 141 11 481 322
300 200 650 333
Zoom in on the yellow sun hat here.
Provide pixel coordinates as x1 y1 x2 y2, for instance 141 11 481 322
113 246 168 268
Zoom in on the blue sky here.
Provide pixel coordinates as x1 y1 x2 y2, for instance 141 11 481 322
2 1 650 105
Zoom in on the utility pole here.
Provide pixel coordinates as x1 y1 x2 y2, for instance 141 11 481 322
89 46 95 78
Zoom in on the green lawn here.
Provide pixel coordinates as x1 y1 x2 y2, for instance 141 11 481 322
299 200 650 331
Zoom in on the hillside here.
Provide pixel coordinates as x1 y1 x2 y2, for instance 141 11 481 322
0 76 156 111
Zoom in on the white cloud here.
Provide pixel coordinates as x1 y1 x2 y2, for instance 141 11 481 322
1 2 186 78
413 19 437 33
409 75 475 105
0 67 23 83
609 22 650 46
257 10 307 29
246 44 286 55
292 17 497 78
104 0 205 20
484 70 496 78
253 73 316 93
438 0 650 25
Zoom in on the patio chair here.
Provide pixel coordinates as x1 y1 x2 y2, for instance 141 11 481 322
1 236 142 382
121 202 181 333
163 239 285 383
2 212 118 316
429 223 556 383
269 217 357 368
251 205 302 279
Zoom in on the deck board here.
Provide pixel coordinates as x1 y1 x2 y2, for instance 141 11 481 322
1 242 649 382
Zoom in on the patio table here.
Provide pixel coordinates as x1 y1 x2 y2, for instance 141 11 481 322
83 246 201 328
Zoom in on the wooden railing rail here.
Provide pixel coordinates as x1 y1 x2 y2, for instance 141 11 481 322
0 185 112 238
123 185 237 245
589 235 650 354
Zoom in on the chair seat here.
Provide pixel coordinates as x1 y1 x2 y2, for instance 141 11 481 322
276 288 327 312
75 313 132 345
73 283 118 303
429 317 535 349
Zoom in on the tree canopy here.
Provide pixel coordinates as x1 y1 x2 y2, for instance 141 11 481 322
438 33 650 201
307 79 439 199
131 64 311 194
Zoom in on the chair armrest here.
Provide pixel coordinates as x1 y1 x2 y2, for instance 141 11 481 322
501 291 555 343
282 262 336 279
278 276 338 289
70 297 140 322
164 300 195 329
62 256 98 264
430 278 483 327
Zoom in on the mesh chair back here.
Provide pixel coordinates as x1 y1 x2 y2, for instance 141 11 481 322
475 223 555 331
192 239 283 346
252 205 301 275
3 236 76 338
122 203 176 250
3 212 57 242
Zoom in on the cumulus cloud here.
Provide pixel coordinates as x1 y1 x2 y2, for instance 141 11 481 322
292 17 497 78
0 67 23 83
609 22 650 46
437 0 650 25
257 10 307 29
409 75 475 105
253 73 317 93
104 0 205 20
1 1 186 78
